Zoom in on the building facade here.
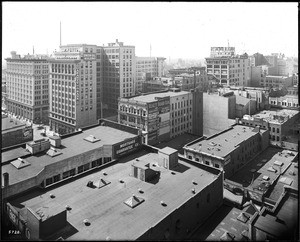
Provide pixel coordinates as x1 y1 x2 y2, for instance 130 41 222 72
261 75 293 89
102 40 136 115
135 57 166 94
49 44 98 135
205 47 250 87
241 109 299 145
118 89 203 145
203 92 236 136
5 51 50 124
184 125 269 178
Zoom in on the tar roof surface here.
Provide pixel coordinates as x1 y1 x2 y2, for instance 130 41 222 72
2 147 31 164
186 125 266 158
2 116 26 132
8 151 218 240
191 203 255 241
254 194 298 238
1 126 137 185
229 147 298 197
128 91 190 103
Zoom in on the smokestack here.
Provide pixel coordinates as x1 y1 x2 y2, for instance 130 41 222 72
3 172 9 187
60 21 62 46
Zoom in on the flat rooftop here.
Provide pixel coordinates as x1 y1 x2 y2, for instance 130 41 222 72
186 125 267 158
126 91 190 103
190 203 258 241
1 147 31 164
1 126 137 185
154 133 201 154
2 116 26 132
250 109 299 124
254 193 298 239
8 150 220 240
229 146 298 199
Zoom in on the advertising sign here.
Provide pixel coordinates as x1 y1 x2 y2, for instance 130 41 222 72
23 126 33 139
75 66 79 105
157 97 170 114
83 53 96 61
114 137 141 158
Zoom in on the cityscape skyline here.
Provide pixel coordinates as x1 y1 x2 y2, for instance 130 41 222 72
2 2 298 62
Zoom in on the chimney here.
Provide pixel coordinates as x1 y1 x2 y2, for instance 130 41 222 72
3 172 9 187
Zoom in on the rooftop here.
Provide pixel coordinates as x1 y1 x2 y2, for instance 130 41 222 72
229 146 298 198
185 125 267 158
251 109 299 124
236 95 250 106
8 150 220 240
1 126 137 185
254 193 298 239
190 203 257 241
2 116 27 132
126 91 190 104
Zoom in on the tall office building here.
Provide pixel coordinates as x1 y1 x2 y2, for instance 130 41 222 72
5 51 50 124
102 40 136 116
49 44 98 134
135 57 166 94
205 47 250 87
118 89 203 145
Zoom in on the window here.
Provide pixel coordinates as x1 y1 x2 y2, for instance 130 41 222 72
207 193 210 203
205 160 210 165
214 163 220 168
78 165 84 173
45 177 53 186
53 174 60 182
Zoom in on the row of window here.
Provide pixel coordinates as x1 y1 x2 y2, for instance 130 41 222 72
44 157 112 186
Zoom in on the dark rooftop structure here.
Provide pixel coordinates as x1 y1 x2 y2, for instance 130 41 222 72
1 125 137 186
229 147 298 198
185 125 268 158
7 149 222 240
2 116 27 133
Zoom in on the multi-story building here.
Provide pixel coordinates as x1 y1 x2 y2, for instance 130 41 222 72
96 46 104 119
49 44 98 134
1 120 141 199
2 144 223 241
269 86 299 110
170 67 208 92
265 55 278 75
184 124 269 178
206 47 250 87
135 57 166 94
203 91 236 136
241 109 299 145
118 89 203 145
102 39 136 116
220 86 270 111
261 75 293 89
2 116 33 148
5 51 50 124
142 77 172 93
292 73 298 86
250 65 268 87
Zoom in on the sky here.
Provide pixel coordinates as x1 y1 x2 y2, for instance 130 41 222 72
2 2 298 62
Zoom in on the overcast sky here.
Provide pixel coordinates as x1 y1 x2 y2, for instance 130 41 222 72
2 2 298 61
